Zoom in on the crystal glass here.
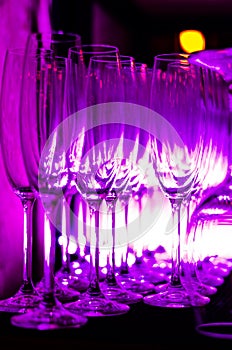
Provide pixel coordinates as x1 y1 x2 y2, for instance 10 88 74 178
0 48 41 313
60 44 123 293
10 49 87 330
190 48 232 340
62 50 132 316
186 64 231 290
144 54 210 308
188 48 232 207
25 31 86 300
25 30 87 298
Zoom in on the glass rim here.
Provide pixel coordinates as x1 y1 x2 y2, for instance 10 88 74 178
154 52 189 61
89 55 121 63
68 43 120 55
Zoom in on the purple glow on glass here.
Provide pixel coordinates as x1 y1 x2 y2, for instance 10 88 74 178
194 58 221 71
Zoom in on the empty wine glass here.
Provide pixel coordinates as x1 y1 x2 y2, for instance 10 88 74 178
90 55 146 304
185 63 231 291
10 49 88 329
60 51 132 316
61 44 121 279
143 53 210 308
0 48 41 313
25 30 87 297
188 48 232 341
26 32 86 300
188 48 232 211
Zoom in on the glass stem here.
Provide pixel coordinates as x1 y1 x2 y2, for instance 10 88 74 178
169 198 184 287
120 202 129 274
20 193 36 293
40 212 57 307
105 196 118 286
87 205 102 296
60 197 72 275
134 195 144 265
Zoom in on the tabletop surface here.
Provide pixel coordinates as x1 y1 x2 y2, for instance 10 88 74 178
0 275 232 349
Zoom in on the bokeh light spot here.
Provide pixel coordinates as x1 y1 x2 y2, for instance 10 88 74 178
179 30 205 53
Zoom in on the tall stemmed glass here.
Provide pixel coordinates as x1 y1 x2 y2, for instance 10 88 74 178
188 49 232 210
188 49 232 340
0 48 41 313
87 55 144 305
26 30 87 294
64 54 136 314
10 50 88 329
162 63 227 295
189 49 232 270
186 61 232 288
25 31 87 296
144 54 210 308
64 44 121 278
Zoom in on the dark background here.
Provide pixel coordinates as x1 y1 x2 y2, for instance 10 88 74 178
51 0 232 67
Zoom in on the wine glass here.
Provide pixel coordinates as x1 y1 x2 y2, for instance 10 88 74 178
25 30 87 296
189 49 232 273
63 44 121 279
26 32 87 299
0 48 41 313
87 55 146 304
54 44 123 293
188 48 232 210
143 53 210 308
63 54 138 314
186 64 232 288
188 48 232 341
10 49 88 329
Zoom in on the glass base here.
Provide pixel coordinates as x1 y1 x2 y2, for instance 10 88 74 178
0 291 41 313
0 293 41 313
198 273 224 287
202 261 230 278
192 282 217 296
55 285 80 304
154 279 217 296
129 264 170 286
55 272 89 293
100 282 143 304
143 284 210 308
118 275 156 296
71 259 106 281
36 280 80 304
11 302 88 330
65 294 130 317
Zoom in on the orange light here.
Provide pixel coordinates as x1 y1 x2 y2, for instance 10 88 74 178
179 30 205 53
